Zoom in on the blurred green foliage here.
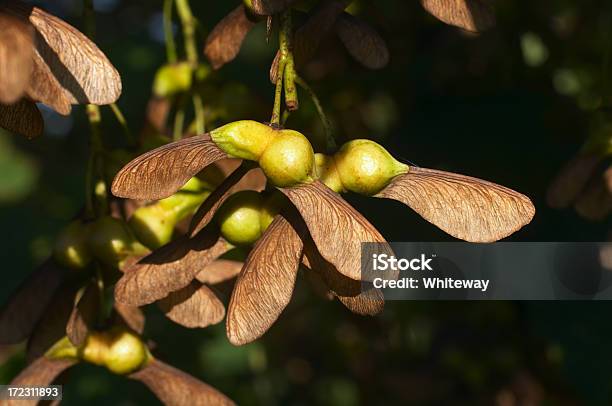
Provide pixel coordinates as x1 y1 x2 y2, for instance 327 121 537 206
2 0 612 404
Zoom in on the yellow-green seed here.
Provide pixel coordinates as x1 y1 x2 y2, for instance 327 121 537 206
53 221 92 270
88 216 149 269
210 120 277 161
217 190 264 246
259 130 315 187
333 139 408 196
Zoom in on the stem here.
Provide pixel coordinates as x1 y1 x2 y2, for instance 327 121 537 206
295 76 336 152
192 93 205 134
83 0 102 219
281 110 291 126
271 58 286 125
271 11 298 124
173 96 187 140
109 103 135 145
163 0 178 63
175 0 198 65
279 11 298 111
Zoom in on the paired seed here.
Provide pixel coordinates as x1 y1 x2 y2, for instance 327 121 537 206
317 139 408 195
80 327 149 375
211 120 316 187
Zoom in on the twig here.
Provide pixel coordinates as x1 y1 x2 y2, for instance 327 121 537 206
192 93 205 134
175 0 198 65
295 76 336 152
163 0 178 63
109 103 135 146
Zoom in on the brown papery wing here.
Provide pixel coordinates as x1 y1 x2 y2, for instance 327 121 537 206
0 259 64 344
114 302 145 334
547 153 602 209
26 284 78 362
7 357 75 406
196 259 243 285
303 240 384 316
158 281 225 328
111 135 228 200
0 99 44 138
0 12 33 103
226 215 302 345
420 0 495 32
269 0 345 83
66 283 100 347
115 231 229 306
281 181 391 281
204 6 256 70
130 359 235 406
26 5 121 107
377 167 535 242
335 13 389 69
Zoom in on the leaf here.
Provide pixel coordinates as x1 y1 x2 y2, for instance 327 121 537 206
377 167 535 242
158 281 225 328
0 259 64 344
26 284 78 362
227 215 303 345
269 0 345 83
0 12 33 103
335 13 389 69
111 135 228 200
280 181 390 281
204 6 256 70
130 359 235 406
0 99 44 138
196 259 243 284
22 4 121 110
547 153 602 209
66 282 99 347
115 230 229 306
248 0 297 16
8 357 75 406
114 302 146 334
420 0 495 32
189 162 264 236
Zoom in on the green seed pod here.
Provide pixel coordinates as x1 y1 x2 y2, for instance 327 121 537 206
217 190 264 246
259 129 315 187
333 139 408 196
152 62 193 97
315 153 344 193
88 216 149 269
210 120 277 161
130 188 209 249
129 204 176 250
81 332 108 367
81 328 148 375
53 221 92 270
103 327 149 375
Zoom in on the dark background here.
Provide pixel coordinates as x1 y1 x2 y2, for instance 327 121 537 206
1 0 612 404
